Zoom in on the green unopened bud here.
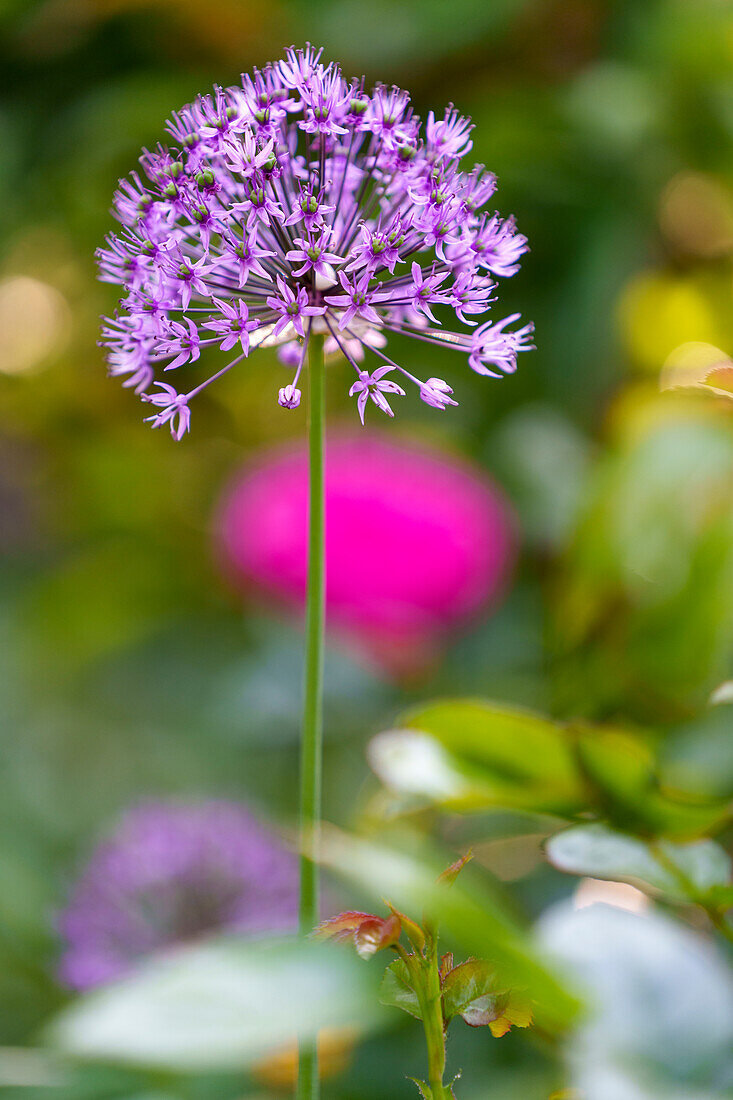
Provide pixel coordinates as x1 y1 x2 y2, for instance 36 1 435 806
196 170 215 188
350 97 369 116
163 182 178 198
168 161 184 178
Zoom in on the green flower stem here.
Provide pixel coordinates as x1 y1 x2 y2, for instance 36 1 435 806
424 939 450 1100
297 333 326 1100
403 937 450 1100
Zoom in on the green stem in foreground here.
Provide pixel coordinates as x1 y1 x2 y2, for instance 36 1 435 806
400 939 450 1100
421 938 450 1100
297 334 326 1100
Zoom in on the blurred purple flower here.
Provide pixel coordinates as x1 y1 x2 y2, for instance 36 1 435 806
58 801 298 990
97 45 532 439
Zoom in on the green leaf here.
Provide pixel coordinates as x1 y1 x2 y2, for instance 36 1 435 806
369 703 730 839
370 698 586 814
574 727 729 838
441 959 502 1024
441 961 533 1035
546 823 731 904
379 959 422 1020
47 935 386 1072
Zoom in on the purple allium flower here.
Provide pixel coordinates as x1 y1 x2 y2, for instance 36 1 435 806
97 45 533 439
58 801 299 990
348 366 405 424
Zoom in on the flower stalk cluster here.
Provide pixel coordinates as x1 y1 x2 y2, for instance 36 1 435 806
315 856 533 1099
98 45 533 438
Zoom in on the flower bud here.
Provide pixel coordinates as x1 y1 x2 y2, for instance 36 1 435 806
278 383 301 409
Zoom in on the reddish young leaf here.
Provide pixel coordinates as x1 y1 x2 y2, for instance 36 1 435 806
437 850 473 887
315 910 402 959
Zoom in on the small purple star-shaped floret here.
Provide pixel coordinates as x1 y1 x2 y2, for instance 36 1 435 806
266 276 326 338
406 262 451 323
426 106 474 160
156 317 201 370
349 365 405 424
220 228 276 287
160 249 212 309
222 131 275 177
419 376 458 409
346 221 405 275
286 231 344 283
469 314 535 376
203 298 260 353
284 186 335 232
325 271 382 330
143 382 191 440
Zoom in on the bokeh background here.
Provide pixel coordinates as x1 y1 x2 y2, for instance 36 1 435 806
1 1 732 1097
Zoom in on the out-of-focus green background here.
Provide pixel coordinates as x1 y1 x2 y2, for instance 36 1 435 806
1 1 732 1097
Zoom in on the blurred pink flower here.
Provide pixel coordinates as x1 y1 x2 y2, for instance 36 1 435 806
216 434 515 674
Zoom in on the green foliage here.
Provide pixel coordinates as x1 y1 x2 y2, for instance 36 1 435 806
369 699 730 838
380 960 422 1020
553 410 733 715
315 826 579 1032
441 960 505 1027
48 936 386 1072
545 824 731 908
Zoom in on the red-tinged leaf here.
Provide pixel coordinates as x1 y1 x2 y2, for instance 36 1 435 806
439 953 454 983
437 851 473 886
387 904 425 952
354 914 402 959
313 911 401 958
313 912 378 941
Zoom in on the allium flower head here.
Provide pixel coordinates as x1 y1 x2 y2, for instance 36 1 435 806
58 801 299 989
98 46 533 439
